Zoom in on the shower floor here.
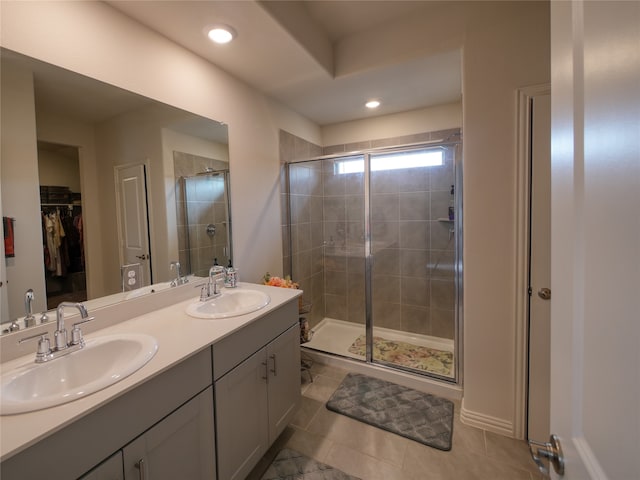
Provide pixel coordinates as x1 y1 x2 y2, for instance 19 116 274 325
303 318 455 378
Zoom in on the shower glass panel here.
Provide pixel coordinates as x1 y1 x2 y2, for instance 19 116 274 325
288 157 366 357
289 143 460 383
369 146 456 379
180 171 231 277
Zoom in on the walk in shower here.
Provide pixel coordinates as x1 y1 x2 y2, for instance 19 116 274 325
285 140 462 382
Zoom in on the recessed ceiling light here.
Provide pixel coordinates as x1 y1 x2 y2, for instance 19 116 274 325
207 25 236 44
365 100 381 109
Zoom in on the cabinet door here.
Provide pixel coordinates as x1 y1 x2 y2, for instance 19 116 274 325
79 452 124 480
215 347 269 480
123 387 215 480
266 323 301 443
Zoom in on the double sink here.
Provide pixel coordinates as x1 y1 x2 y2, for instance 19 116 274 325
1 288 270 415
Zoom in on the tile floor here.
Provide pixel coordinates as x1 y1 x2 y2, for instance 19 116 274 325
248 363 544 480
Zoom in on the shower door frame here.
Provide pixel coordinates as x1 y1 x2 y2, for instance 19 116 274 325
286 139 463 385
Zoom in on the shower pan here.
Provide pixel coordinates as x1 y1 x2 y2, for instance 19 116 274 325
285 141 462 383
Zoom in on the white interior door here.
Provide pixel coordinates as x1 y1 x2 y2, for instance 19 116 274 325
548 1 639 478
528 93 551 443
115 164 151 288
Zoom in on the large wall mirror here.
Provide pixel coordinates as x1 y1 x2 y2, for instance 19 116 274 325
1 48 230 331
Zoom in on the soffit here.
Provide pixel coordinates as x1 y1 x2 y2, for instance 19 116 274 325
104 1 462 125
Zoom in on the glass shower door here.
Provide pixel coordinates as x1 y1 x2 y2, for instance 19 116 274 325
287 156 367 359
369 147 457 379
180 171 231 277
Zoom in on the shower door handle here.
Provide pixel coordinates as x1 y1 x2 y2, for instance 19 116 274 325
537 288 551 300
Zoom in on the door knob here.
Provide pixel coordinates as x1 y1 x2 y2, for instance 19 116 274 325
538 287 551 300
529 434 565 476
135 254 149 260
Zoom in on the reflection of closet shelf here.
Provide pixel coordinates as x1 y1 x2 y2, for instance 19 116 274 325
41 203 82 211
41 203 81 207
437 217 454 222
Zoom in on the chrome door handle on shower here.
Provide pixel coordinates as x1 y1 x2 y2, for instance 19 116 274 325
538 288 551 300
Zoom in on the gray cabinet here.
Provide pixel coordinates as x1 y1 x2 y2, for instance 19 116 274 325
266 323 302 443
79 452 123 480
0 349 213 480
123 386 215 480
215 323 300 480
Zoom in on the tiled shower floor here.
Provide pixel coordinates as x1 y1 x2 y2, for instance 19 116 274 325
302 318 455 378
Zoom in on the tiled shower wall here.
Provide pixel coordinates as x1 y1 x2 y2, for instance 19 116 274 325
280 132 325 327
173 151 230 277
280 129 459 339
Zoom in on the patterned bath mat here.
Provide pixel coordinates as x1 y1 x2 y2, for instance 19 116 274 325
348 335 454 377
326 373 454 451
260 449 360 480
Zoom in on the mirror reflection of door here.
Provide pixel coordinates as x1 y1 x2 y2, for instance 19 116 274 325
115 164 152 288
38 141 87 309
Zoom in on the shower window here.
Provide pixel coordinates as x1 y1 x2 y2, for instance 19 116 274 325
334 148 443 174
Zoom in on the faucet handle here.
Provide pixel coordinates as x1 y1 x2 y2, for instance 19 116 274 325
19 333 52 362
70 317 95 346
200 285 209 302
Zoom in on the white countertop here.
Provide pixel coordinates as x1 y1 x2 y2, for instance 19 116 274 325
0 282 301 461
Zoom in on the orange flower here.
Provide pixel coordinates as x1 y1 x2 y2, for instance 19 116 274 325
263 272 299 289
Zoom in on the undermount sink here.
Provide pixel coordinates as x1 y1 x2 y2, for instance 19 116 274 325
185 289 270 319
0 333 158 415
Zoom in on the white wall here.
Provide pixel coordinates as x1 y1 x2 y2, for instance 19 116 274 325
460 2 550 436
321 102 462 146
37 150 81 193
0 62 47 319
0 0 321 287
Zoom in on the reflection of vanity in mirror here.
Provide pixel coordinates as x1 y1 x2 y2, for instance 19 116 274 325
0 48 232 332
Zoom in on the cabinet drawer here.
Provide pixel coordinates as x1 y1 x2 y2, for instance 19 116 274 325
213 299 297 380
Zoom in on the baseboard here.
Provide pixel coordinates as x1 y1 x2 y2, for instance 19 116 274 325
460 398 515 437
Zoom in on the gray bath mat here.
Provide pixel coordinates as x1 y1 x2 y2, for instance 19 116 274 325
260 449 360 480
326 373 454 451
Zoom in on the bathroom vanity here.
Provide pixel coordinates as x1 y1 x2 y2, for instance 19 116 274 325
0 282 301 480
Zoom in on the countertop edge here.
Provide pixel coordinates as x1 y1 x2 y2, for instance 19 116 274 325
0 283 302 461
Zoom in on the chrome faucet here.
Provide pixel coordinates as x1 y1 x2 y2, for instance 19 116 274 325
55 302 89 350
19 301 94 363
200 265 225 301
170 261 188 286
24 289 36 328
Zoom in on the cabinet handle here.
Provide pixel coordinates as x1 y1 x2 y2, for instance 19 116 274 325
270 354 277 376
135 458 147 480
261 361 268 381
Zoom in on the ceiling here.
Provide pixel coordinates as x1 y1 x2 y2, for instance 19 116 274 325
105 0 462 126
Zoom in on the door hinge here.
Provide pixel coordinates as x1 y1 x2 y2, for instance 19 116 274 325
528 286 533 296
